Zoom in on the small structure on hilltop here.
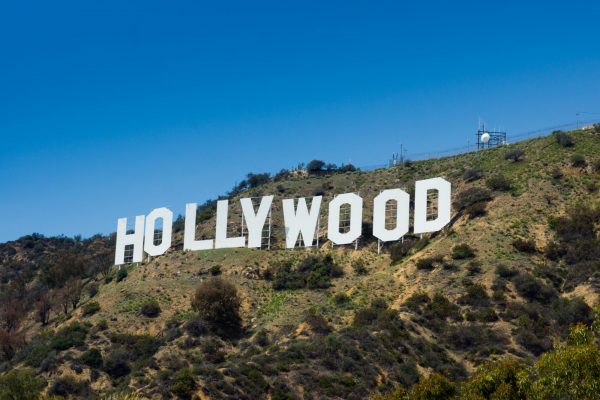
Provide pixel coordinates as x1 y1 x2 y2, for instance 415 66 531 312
477 123 507 150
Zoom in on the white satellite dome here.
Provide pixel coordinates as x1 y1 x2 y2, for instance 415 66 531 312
481 132 490 144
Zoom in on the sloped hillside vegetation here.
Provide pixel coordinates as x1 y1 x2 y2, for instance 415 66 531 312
1 128 600 399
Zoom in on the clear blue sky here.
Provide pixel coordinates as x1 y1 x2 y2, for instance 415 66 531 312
1 1 599 242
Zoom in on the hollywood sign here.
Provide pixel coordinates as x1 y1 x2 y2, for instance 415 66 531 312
114 177 451 265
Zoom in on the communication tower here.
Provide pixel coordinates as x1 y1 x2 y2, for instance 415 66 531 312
476 123 506 150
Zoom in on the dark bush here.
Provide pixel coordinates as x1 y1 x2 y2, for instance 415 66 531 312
593 159 600 172
505 149 524 162
116 268 128 282
191 277 242 336
103 348 131 378
82 301 100 317
209 265 222 276
416 257 441 270
454 188 492 211
185 317 210 337
50 322 89 351
48 376 90 398
571 154 587 168
512 273 557 303
512 238 536 253
486 174 512 191
108 333 164 362
403 292 430 312
495 265 517 278
87 283 98 298
386 239 419 262
333 292 350 306
140 298 161 318
272 254 342 290
458 283 489 307
553 131 574 147
463 168 482 182
80 348 103 368
305 310 331 334
466 202 487 219
171 368 196 399
452 244 475 259
351 258 368 275
467 263 481 275
551 297 593 333
551 167 564 179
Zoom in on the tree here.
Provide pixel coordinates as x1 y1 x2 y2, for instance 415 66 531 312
460 358 527 399
528 323 600 399
409 373 455 400
191 277 242 336
35 289 53 326
55 287 70 315
0 369 47 400
65 277 83 310
41 251 87 287
91 249 113 278
0 298 25 360
306 159 326 174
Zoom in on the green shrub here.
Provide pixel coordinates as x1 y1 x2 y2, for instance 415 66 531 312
140 298 161 318
170 368 196 399
351 258 368 275
272 254 342 290
465 202 487 219
512 273 557 304
571 154 587 168
209 265 222 276
458 283 489 307
305 309 331 334
82 301 101 317
333 292 350 306
452 244 475 259
512 238 536 253
416 257 437 270
553 131 574 147
486 174 512 191
409 373 455 400
463 168 482 182
80 348 103 368
96 319 109 330
495 265 517 278
460 358 527 399
48 375 90 398
116 268 128 282
50 322 89 351
191 277 242 336
454 187 492 211
0 369 47 400
505 148 524 161
103 347 131 378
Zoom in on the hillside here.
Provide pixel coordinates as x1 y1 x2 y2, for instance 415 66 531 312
1 128 600 399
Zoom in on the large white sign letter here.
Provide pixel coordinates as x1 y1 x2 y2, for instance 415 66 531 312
215 200 245 249
373 189 410 242
282 196 322 248
414 177 451 234
115 215 145 265
183 203 214 251
241 196 273 248
328 193 363 245
144 207 173 257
